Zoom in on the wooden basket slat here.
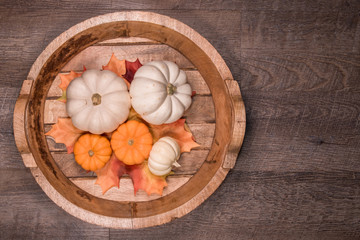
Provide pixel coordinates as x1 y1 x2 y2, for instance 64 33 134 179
45 123 215 151
71 175 191 202
52 149 209 178
48 70 210 97
62 45 194 72
50 152 95 177
44 36 216 199
43 96 215 124
95 37 159 45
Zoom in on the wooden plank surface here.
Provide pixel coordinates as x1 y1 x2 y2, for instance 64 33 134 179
62 45 195 71
50 150 209 178
71 175 192 202
43 41 214 200
1 1 360 239
49 70 210 96
43 96 215 124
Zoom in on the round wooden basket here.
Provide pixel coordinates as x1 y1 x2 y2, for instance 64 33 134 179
13 11 246 229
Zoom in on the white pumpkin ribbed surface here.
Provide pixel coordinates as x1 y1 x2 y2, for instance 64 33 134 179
130 61 192 125
66 69 131 134
148 137 181 176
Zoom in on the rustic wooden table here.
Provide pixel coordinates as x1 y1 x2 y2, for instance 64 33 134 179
1 1 360 239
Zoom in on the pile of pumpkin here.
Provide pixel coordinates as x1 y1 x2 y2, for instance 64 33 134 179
66 61 192 176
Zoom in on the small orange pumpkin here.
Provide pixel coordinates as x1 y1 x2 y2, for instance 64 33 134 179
111 120 153 165
74 133 112 171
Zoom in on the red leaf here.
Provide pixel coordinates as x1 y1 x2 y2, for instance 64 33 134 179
95 154 167 196
45 118 86 153
102 53 130 88
122 58 142 83
57 71 82 102
150 119 200 153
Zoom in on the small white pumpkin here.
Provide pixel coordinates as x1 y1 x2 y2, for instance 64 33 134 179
130 61 192 125
66 69 131 134
148 137 181 176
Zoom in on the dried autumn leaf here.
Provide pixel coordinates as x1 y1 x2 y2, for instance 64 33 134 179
127 162 167 196
95 154 127 194
122 58 142 83
57 70 83 102
126 109 200 152
94 115 198 195
102 53 129 88
95 154 167 196
45 118 85 153
150 119 200 153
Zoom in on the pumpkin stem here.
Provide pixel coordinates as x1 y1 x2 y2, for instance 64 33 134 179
128 139 134 146
173 161 181 168
91 93 102 105
88 150 95 157
167 83 177 95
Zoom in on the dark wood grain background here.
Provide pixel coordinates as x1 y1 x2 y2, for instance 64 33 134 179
1 0 360 239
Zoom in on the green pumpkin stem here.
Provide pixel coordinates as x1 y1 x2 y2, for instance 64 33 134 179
91 93 102 105
167 83 177 95
88 150 95 157
128 139 134 146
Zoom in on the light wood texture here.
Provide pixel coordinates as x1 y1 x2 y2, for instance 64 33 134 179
62 45 194 71
223 79 246 169
96 37 159 45
13 11 245 229
13 80 34 167
71 176 191 202
50 150 209 178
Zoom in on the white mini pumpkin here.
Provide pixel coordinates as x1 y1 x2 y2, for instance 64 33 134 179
129 61 192 125
66 69 131 134
148 137 181 176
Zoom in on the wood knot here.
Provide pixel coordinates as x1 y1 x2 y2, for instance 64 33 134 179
76 190 91 201
308 136 324 145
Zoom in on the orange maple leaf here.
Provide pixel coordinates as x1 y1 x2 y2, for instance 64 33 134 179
102 53 130 88
127 162 167 196
45 118 86 153
94 116 198 195
95 154 167 196
126 110 200 153
95 154 127 194
149 119 200 153
57 68 85 102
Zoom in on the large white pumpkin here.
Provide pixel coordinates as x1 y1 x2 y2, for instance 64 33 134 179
148 137 181 176
66 69 131 134
129 61 192 125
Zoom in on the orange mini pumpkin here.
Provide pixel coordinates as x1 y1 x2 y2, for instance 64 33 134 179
74 133 112 171
111 120 153 165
